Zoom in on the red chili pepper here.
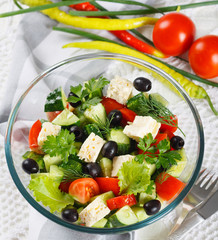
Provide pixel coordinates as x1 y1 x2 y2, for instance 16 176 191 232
70 2 166 58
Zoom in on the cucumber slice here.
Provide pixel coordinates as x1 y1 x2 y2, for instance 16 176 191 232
49 165 64 181
52 108 79 126
107 129 131 155
90 191 114 203
92 218 107 228
84 124 103 138
145 162 156 176
99 157 112 177
43 154 62 171
138 185 156 207
44 87 67 112
84 103 106 125
131 207 148 221
167 148 187 178
108 206 138 227
150 93 168 107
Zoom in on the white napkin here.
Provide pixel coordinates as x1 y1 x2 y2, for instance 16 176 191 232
0 0 218 239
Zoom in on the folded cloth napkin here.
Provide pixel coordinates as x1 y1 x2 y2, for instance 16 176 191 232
0 0 218 239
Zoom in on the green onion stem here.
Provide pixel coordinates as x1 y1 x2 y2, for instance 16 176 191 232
0 0 93 18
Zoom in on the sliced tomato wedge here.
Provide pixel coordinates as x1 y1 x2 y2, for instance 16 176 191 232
59 181 72 193
69 178 100 204
46 111 62 122
29 119 43 154
106 194 137 210
94 177 120 196
162 129 175 140
155 172 185 201
119 108 137 127
101 97 124 115
160 115 178 133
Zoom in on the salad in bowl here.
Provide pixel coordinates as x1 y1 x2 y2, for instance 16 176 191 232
5 53 203 234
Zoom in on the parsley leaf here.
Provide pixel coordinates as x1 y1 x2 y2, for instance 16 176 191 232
145 180 155 195
42 129 77 163
85 76 109 97
81 97 101 110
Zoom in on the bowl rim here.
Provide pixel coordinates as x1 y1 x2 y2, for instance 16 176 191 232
5 52 204 234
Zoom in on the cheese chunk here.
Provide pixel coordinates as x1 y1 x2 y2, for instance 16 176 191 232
37 122 61 147
123 116 161 142
106 76 133 104
79 197 110 227
78 132 106 162
111 154 135 177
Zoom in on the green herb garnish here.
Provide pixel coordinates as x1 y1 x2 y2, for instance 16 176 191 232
62 169 91 183
42 129 77 163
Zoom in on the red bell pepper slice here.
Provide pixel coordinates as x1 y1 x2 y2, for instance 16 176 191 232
29 120 43 154
59 181 72 193
106 194 137 210
160 115 178 133
155 172 185 201
94 177 120 196
101 97 124 115
119 107 137 127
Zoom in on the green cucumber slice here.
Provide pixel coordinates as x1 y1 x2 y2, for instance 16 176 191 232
99 157 112 177
49 165 64 181
52 108 79 126
138 185 156 207
150 93 168 107
92 218 107 228
84 103 106 125
108 205 138 227
43 154 62 171
90 191 114 203
131 207 148 221
44 87 67 112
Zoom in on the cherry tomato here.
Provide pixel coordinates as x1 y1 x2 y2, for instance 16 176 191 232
46 111 62 122
29 120 43 154
155 172 185 201
106 194 137 210
119 108 137 127
95 177 120 196
101 97 124 115
188 35 218 79
153 12 195 56
69 178 100 204
160 115 178 133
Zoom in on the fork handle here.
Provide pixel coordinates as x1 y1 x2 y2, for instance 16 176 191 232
168 212 204 240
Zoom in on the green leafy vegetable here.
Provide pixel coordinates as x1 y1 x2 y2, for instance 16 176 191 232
22 151 45 170
68 76 109 110
42 129 77 163
145 180 155 195
117 160 150 195
28 175 74 213
135 133 182 170
94 115 113 137
62 169 92 183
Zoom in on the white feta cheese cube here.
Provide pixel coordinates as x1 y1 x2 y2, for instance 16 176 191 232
79 197 110 227
106 76 133 104
78 132 106 162
37 122 61 147
123 116 161 142
111 154 135 177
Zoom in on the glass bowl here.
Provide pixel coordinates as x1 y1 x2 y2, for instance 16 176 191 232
5 53 204 234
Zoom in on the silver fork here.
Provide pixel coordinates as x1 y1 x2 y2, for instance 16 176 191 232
168 169 218 235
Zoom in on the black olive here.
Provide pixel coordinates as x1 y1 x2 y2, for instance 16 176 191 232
22 158 39 174
143 199 161 215
68 92 81 108
108 110 122 127
62 208 78 222
101 141 118 159
170 136 185 150
69 126 83 141
133 77 152 92
84 163 102 178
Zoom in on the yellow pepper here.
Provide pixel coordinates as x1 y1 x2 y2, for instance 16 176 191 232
63 41 218 115
19 0 158 30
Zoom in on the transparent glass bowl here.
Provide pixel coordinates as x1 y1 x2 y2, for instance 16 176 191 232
5 53 204 234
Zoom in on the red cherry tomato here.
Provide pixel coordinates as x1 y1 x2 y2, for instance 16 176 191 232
95 177 120 196
101 97 124 115
119 108 137 127
155 172 185 201
160 115 178 133
68 178 100 204
188 35 218 79
46 111 62 122
153 12 195 56
29 120 43 154
106 194 137 210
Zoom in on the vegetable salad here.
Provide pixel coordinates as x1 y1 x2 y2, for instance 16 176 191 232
22 75 187 228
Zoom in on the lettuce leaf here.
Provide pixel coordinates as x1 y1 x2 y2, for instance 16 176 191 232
28 175 74 213
117 160 151 195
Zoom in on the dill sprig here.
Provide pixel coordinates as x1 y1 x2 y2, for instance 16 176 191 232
62 169 91 183
94 115 114 136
